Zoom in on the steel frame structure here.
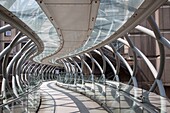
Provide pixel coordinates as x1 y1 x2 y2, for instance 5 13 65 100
0 1 170 113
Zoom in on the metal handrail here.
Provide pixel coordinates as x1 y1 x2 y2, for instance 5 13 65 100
0 84 41 108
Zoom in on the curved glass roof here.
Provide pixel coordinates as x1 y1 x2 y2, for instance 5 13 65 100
0 0 144 65
0 0 61 63
64 0 144 58
39 0 145 64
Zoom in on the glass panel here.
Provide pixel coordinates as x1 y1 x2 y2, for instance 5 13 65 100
4 30 11 37
0 72 41 113
0 0 61 63
55 72 170 113
0 0 144 63
84 74 95 97
66 0 144 58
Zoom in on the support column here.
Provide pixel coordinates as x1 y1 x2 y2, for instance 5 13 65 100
147 16 166 97
110 43 138 87
70 57 83 86
102 46 119 81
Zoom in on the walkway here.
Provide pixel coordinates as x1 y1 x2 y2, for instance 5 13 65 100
38 81 108 113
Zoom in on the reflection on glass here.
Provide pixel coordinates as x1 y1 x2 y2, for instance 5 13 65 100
68 0 144 57
0 0 144 63
56 72 170 113
0 0 61 63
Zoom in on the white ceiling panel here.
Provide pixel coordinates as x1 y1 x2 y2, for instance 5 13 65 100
46 4 90 30
63 41 82 48
62 30 88 41
43 0 91 4
38 0 99 64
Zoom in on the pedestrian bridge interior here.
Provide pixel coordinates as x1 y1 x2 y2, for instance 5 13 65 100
0 0 170 113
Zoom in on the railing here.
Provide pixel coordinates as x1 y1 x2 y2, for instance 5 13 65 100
0 74 42 113
55 73 170 113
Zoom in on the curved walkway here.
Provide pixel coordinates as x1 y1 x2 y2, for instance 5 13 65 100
38 81 108 113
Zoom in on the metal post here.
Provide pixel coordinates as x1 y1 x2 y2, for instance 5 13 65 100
7 41 33 95
0 24 13 33
147 16 166 97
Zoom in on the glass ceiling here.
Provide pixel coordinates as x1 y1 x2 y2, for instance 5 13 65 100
0 0 144 64
63 0 144 58
0 0 61 63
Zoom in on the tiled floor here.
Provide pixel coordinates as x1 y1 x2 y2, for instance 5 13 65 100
38 81 108 113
